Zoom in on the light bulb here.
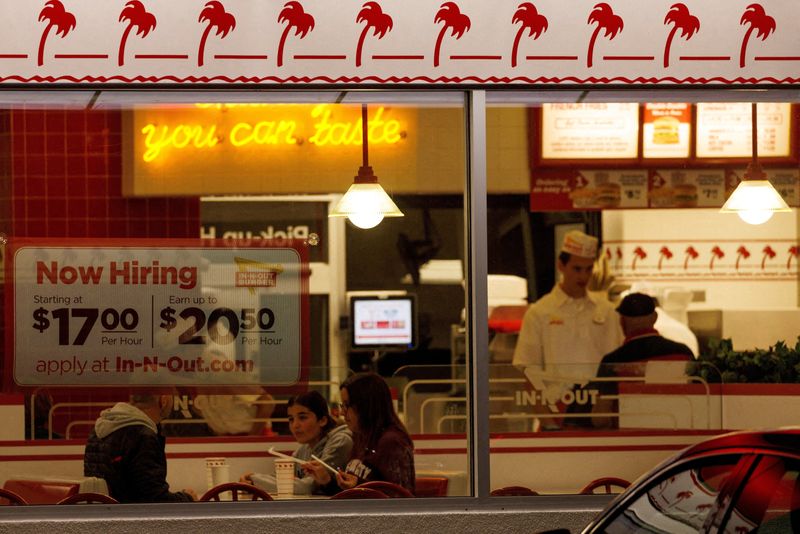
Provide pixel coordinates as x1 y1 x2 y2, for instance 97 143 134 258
737 209 774 225
347 212 385 229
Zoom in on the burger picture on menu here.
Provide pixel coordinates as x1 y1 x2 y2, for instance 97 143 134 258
672 183 698 207
594 182 621 208
652 116 680 145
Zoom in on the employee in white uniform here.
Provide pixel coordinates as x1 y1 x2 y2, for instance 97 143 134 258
512 230 623 425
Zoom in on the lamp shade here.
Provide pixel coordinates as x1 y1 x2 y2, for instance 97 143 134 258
720 179 791 225
329 182 404 229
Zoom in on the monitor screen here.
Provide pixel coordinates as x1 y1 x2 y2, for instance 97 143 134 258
350 295 416 351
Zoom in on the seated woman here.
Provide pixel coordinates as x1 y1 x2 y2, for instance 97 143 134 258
305 373 415 495
242 391 352 495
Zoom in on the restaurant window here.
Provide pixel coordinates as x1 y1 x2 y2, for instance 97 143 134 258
485 90 799 497
0 90 471 503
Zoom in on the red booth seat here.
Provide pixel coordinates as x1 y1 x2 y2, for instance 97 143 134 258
3 479 80 504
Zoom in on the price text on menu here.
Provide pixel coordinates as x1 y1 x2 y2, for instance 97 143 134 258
12 244 304 386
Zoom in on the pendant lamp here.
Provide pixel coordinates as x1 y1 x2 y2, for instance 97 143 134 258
329 103 404 229
720 102 791 225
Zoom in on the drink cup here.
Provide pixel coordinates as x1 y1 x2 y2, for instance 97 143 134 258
274 459 295 498
205 457 228 490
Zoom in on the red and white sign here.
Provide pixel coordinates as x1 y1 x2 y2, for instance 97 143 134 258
643 103 691 159
1 1 800 85
7 239 309 387
696 103 792 158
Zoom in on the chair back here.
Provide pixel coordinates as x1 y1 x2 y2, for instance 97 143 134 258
580 477 631 495
357 481 414 498
414 477 448 497
3 479 79 504
330 487 389 500
490 486 539 496
57 492 119 505
0 488 28 505
200 482 273 502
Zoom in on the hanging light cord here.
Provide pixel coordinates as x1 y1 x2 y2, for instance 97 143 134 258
362 103 369 168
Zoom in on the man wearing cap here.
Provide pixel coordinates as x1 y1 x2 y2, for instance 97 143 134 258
512 230 623 427
590 293 694 428
597 292 694 377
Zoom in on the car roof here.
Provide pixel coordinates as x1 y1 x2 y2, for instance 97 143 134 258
677 428 800 459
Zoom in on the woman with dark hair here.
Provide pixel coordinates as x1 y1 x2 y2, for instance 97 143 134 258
242 390 352 495
305 373 415 494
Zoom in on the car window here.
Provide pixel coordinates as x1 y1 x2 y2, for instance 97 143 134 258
725 455 800 534
602 455 741 534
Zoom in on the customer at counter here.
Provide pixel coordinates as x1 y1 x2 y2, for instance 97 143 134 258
512 230 623 428
84 393 197 503
241 391 353 495
591 293 694 429
305 373 415 494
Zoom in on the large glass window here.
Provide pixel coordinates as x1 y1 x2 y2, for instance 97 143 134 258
485 91 799 497
0 91 469 503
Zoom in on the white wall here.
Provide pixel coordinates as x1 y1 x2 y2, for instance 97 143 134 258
602 208 800 310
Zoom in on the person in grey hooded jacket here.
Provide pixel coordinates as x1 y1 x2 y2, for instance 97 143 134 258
84 393 196 503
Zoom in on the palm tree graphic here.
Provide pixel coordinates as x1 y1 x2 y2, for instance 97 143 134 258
710 246 724 270
761 245 776 270
433 2 471 67
355 2 393 68
586 3 622 68
684 246 699 270
511 3 548 68
118 1 156 67
663 3 699 68
735 245 750 270
739 4 774 68
788 246 800 270
37 0 76 67
277 1 315 67
658 246 673 270
631 246 646 270
197 1 236 67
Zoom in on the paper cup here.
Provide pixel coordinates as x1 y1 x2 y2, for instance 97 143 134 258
274 459 295 497
205 457 228 490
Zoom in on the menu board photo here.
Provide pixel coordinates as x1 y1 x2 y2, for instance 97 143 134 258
696 102 792 159
540 103 639 161
643 103 691 159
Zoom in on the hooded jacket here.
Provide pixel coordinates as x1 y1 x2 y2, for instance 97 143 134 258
84 402 192 503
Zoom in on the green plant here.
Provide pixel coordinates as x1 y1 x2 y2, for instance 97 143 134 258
689 337 800 383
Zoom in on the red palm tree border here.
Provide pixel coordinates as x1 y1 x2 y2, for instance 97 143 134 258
277 1 315 67
739 3 775 68
197 0 236 67
433 2 471 68
118 0 157 67
355 2 393 68
511 3 547 68
586 3 623 68
663 3 699 68
37 0 76 67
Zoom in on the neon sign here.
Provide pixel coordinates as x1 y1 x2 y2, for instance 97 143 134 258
139 104 402 162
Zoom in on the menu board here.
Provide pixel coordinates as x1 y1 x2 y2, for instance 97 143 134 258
696 103 792 159
643 103 691 159
540 103 639 160
531 168 800 211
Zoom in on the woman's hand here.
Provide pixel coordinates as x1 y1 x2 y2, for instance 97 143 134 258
239 472 254 484
301 460 332 485
335 470 358 490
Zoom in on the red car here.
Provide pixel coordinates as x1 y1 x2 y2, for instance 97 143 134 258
575 428 800 533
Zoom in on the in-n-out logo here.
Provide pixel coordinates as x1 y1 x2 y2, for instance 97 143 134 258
201 225 309 242
515 385 599 411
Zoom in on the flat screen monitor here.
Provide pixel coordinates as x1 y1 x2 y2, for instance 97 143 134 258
350 295 417 352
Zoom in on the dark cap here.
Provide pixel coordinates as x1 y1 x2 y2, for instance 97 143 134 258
616 292 656 317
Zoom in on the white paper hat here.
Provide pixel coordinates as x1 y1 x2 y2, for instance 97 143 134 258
561 230 598 258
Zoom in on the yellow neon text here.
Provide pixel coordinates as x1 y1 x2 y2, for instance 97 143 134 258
141 124 219 162
229 120 298 147
308 105 401 146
